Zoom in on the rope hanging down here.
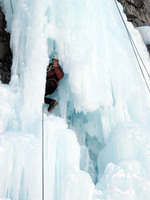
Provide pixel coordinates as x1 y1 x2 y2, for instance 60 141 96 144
42 103 45 200
114 0 150 93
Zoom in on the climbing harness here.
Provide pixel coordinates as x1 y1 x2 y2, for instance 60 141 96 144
114 0 150 93
10 0 14 14
42 103 45 200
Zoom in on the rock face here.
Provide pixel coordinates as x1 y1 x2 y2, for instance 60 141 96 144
117 0 150 27
147 44 150 52
0 7 12 84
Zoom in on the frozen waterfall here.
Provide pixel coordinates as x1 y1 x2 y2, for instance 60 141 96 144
0 0 150 199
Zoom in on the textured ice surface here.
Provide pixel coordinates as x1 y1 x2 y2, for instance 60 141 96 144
0 0 150 199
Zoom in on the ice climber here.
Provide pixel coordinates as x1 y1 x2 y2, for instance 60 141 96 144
44 55 64 112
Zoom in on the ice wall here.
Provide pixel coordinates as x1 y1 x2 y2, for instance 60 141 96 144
44 115 94 200
0 1 95 199
137 26 150 45
0 0 48 135
0 131 41 200
0 0 150 199
0 112 94 200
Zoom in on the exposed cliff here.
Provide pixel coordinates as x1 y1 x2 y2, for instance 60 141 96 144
117 0 150 26
0 7 12 84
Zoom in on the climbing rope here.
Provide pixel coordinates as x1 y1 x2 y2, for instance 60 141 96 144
42 103 45 200
114 0 150 93
10 0 14 14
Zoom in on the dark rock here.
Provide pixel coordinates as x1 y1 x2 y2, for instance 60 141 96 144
0 7 12 84
0 42 5 59
118 0 150 27
126 0 143 8
147 44 150 54
0 9 6 29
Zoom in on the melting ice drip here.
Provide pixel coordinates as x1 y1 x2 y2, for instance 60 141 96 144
0 0 150 199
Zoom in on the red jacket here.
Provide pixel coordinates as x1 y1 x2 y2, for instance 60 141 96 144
46 63 64 86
